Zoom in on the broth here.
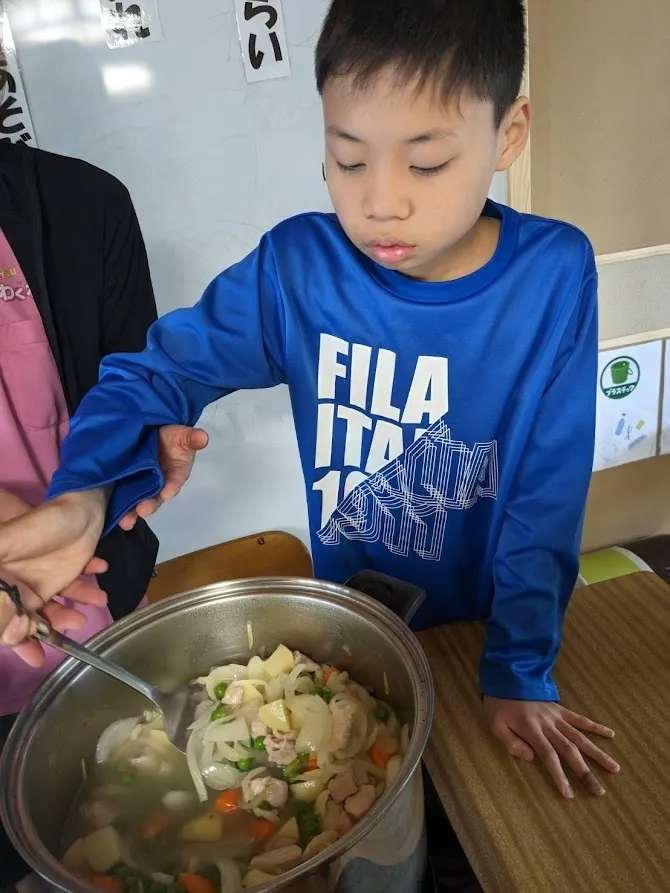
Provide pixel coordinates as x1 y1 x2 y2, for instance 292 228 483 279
61 645 409 892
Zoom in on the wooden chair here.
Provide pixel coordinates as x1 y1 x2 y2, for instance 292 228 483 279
146 530 313 604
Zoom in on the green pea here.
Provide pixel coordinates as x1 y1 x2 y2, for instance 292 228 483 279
111 765 136 784
237 757 253 771
374 702 392 724
210 705 228 722
314 684 334 704
214 681 229 699
252 736 266 750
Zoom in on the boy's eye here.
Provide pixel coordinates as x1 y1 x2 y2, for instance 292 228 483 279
335 160 451 176
336 162 365 173
411 162 449 177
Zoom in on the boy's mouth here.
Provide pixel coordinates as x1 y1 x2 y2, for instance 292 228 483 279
367 239 416 265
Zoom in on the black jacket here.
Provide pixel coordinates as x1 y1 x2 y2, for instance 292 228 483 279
0 141 158 618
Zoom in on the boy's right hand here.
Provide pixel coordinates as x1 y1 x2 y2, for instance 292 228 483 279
118 425 208 531
484 696 619 798
0 489 109 665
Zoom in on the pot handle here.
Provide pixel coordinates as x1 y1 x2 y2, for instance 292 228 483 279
346 570 426 625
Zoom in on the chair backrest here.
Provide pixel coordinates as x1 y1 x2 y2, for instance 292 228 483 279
146 530 313 604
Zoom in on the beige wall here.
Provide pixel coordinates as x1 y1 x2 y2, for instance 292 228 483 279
584 455 670 552
527 0 670 256
523 1 670 551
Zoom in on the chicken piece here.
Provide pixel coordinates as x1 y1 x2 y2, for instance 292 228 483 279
265 730 298 766
222 682 245 708
263 835 295 853
80 799 118 830
250 844 303 874
344 784 377 820
248 775 289 809
129 746 160 774
293 651 320 673
329 700 357 751
322 800 354 836
328 767 358 804
250 720 269 740
303 830 338 860
353 762 371 787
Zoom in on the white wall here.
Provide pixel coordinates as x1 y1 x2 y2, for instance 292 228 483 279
7 0 509 561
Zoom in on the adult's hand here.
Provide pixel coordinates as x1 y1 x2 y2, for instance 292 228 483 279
118 425 208 530
0 488 109 665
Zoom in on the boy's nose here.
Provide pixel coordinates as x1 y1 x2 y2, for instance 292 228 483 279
363 174 411 222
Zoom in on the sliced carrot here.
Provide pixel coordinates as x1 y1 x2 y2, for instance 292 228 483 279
139 807 171 840
307 754 319 771
323 667 338 685
89 877 123 893
250 817 276 842
371 744 391 768
214 787 241 814
178 874 218 893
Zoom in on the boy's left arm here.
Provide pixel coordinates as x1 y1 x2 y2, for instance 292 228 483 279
481 269 620 798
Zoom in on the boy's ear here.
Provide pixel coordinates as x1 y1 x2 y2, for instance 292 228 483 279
496 96 531 172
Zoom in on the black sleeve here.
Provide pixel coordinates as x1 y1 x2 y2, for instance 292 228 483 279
100 182 158 356
96 180 159 617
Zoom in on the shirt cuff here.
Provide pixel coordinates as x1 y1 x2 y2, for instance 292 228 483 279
47 434 164 536
479 658 560 702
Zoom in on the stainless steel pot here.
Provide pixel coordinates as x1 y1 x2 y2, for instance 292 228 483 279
1 574 434 893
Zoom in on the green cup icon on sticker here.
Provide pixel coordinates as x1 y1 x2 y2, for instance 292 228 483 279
600 355 640 400
611 360 633 385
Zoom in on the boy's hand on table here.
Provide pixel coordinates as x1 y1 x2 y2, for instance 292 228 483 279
118 425 209 531
0 489 108 666
483 696 620 798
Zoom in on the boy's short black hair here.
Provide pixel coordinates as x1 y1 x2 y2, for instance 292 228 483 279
315 0 526 127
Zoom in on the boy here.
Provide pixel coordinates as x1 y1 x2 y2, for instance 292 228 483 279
0 0 619 801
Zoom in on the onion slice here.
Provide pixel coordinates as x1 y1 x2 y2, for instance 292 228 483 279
95 717 140 764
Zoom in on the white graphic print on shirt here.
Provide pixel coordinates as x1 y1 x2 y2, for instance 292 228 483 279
0 278 30 302
313 333 499 561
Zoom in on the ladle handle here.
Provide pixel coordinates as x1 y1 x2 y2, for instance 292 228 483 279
31 616 157 704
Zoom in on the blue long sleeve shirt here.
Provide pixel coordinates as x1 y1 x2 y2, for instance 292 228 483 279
49 200 598 702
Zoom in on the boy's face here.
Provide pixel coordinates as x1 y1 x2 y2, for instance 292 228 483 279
322 69 529 282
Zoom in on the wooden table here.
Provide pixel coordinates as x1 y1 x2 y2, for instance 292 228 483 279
417 572 670 893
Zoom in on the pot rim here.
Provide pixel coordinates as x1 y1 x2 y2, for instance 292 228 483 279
1 576 434 893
